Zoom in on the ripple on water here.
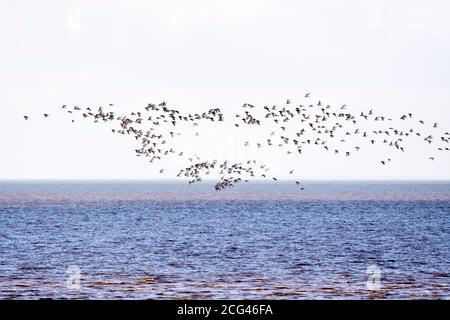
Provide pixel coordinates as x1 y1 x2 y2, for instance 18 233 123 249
0 182 449 299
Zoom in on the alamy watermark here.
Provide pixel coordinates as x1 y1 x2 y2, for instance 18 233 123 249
65 265 81 291
366 264 381 291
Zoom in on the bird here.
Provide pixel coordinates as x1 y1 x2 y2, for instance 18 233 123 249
22 96 448 191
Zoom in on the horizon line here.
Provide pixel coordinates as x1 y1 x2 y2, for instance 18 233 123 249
1 179 450 183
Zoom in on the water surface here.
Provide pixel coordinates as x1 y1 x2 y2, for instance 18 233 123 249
0 181 448 299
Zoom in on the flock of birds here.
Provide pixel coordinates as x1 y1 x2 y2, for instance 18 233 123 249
23 94 449 190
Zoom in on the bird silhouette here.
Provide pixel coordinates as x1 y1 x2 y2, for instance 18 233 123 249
25 95 449 191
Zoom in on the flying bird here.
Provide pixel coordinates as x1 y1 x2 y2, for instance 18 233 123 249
21 95 447 191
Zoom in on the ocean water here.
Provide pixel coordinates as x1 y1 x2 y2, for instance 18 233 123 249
0 181 449 300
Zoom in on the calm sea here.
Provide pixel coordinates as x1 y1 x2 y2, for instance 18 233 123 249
0 181 449 299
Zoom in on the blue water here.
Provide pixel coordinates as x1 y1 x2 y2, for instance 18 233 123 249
0 181 449 299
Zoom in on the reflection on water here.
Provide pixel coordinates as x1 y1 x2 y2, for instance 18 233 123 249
0 182 449 299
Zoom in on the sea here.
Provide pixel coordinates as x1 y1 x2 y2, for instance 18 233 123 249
0 181 448 299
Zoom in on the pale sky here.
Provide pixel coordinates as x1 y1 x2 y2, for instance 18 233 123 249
0 0 449 180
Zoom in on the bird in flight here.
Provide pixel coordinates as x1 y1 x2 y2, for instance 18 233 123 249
27 95 448 191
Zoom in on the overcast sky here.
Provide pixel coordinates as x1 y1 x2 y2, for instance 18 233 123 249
0 0 449 180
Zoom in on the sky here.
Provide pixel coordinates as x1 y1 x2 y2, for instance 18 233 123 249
0 0 449 180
